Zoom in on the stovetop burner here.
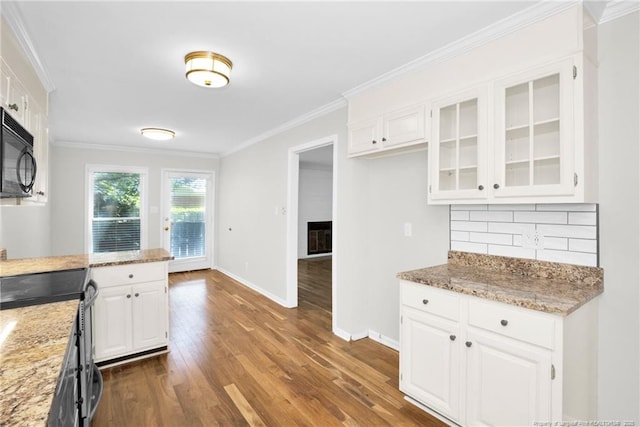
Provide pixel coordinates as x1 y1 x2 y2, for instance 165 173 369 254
0 268 88 310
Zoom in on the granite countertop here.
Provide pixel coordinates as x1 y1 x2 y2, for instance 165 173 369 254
0 300 78 426
0 248 173 425
398 251 604 316
0 248 173 277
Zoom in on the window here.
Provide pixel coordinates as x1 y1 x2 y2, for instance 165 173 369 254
87 166 148 253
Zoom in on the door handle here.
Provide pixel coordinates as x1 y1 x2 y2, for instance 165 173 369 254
164 227 169 231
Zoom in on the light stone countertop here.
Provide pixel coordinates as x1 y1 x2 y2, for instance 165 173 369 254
398 251 604 316
0 300 78 426
0 248 173 425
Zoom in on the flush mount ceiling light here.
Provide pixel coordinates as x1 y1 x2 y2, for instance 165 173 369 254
184 51 233 88
140 128 175 141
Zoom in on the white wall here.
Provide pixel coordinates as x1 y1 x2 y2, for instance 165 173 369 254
218 107 449 337
298 165 332 258
597 11 640 422
49 145 219 257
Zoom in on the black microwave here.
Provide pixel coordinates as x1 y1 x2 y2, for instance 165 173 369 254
1 107 36 198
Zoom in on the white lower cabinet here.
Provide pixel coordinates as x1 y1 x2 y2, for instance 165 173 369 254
400 280 597 426
92 262 169 363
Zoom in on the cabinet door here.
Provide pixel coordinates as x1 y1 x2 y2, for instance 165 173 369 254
400 307 461 421
493 58 575 199
94 286 133 361
4 74 29 127
465 329 552 427
348 118 382 155
132 281 168 351
429 87 488 202
383 104 426 148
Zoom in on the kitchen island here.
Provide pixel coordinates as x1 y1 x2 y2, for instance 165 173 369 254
0 248 172 426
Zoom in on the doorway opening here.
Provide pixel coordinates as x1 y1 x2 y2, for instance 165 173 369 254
286 135 337 333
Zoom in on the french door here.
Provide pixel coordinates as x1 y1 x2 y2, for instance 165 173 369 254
162 170 214 273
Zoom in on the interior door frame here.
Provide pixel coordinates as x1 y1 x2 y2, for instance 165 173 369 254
285 135 338 333
161 168 215 273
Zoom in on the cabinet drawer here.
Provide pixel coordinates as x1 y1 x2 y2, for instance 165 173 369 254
91 262 165 287
401 282 460 321
467 298 556 349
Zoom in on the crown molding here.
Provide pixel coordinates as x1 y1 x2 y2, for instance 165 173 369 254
222 97 347 157
1 2 55 92
342 1 580 99
52 140 220 159
599 0 640 23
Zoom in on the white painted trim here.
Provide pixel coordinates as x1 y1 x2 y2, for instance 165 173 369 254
53 140 220 159
299 252 333 260
332 327 352 342
368 330 400 351
0 2 55 92
285 135 339 334
350 330 369 341
223 99 347 157
404 396 459 426
215 267 293 308
342 1 579 99
599 0 640 23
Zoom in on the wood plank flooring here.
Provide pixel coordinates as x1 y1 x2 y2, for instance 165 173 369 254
92 259 444 426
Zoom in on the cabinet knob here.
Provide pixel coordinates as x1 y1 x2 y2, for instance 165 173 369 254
7 103 19 112
500 319 508 326
478 185 484 191
126 294 131 298
135 293 139 297
164 227 169 231
36 191 45 196
372 140 377 144
382 137 387 142
465 341 472 348
493 183 500 189
422 299 429 305
450 335 456 341
128 274 134 279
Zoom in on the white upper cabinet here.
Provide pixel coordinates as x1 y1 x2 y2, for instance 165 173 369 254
493 58 575 199
429 87 488 201
348 103 427 157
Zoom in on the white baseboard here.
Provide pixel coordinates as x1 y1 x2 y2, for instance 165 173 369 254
333 327 352 342
368 330 400 351
215 267 293 308
404 396 459 426
350 330 369 341
299 253 333 260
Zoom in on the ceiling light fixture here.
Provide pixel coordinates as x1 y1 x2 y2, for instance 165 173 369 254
140 128 175 141
184 51 233 88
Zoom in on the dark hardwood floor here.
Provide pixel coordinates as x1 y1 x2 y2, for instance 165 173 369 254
93 260 443 426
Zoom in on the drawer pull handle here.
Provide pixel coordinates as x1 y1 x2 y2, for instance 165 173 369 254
126 294 131 299
422 299 429 305
129 274 134 279
465 341 472 348
450 335 456 341
500 319 508 326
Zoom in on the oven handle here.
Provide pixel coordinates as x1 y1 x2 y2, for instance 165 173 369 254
84 279 99 307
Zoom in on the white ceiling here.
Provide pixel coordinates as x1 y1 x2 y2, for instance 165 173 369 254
8 1 540 156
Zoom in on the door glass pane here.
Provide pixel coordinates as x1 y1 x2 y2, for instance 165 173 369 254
170 176 206 259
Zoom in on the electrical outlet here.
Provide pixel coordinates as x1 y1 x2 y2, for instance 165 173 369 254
522 231 545 249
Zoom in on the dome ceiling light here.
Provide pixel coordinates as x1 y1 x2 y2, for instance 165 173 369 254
140 128 175 141
184 51 233 88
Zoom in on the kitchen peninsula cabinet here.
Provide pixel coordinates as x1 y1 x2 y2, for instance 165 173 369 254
92 261 169 364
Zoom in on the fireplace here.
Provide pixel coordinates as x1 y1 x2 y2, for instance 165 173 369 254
307 221 332 255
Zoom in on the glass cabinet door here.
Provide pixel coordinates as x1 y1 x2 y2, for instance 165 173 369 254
430 87 487 201
495 58 575 198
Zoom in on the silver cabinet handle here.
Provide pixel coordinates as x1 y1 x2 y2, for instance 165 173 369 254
126 294 131 298
465 341 472 348
450 335 456 341
135 293 139 297
128 274 134 279
422 299 429 305
500 319 508 326
7 103 19 111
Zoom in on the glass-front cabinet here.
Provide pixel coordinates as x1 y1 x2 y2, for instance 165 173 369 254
429 87 487 201
493 58 575 198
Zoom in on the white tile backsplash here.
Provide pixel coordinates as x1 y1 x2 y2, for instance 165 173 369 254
450 204 599 267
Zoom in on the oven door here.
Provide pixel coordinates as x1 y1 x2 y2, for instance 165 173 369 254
1 125 36 197
79 279 103 423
